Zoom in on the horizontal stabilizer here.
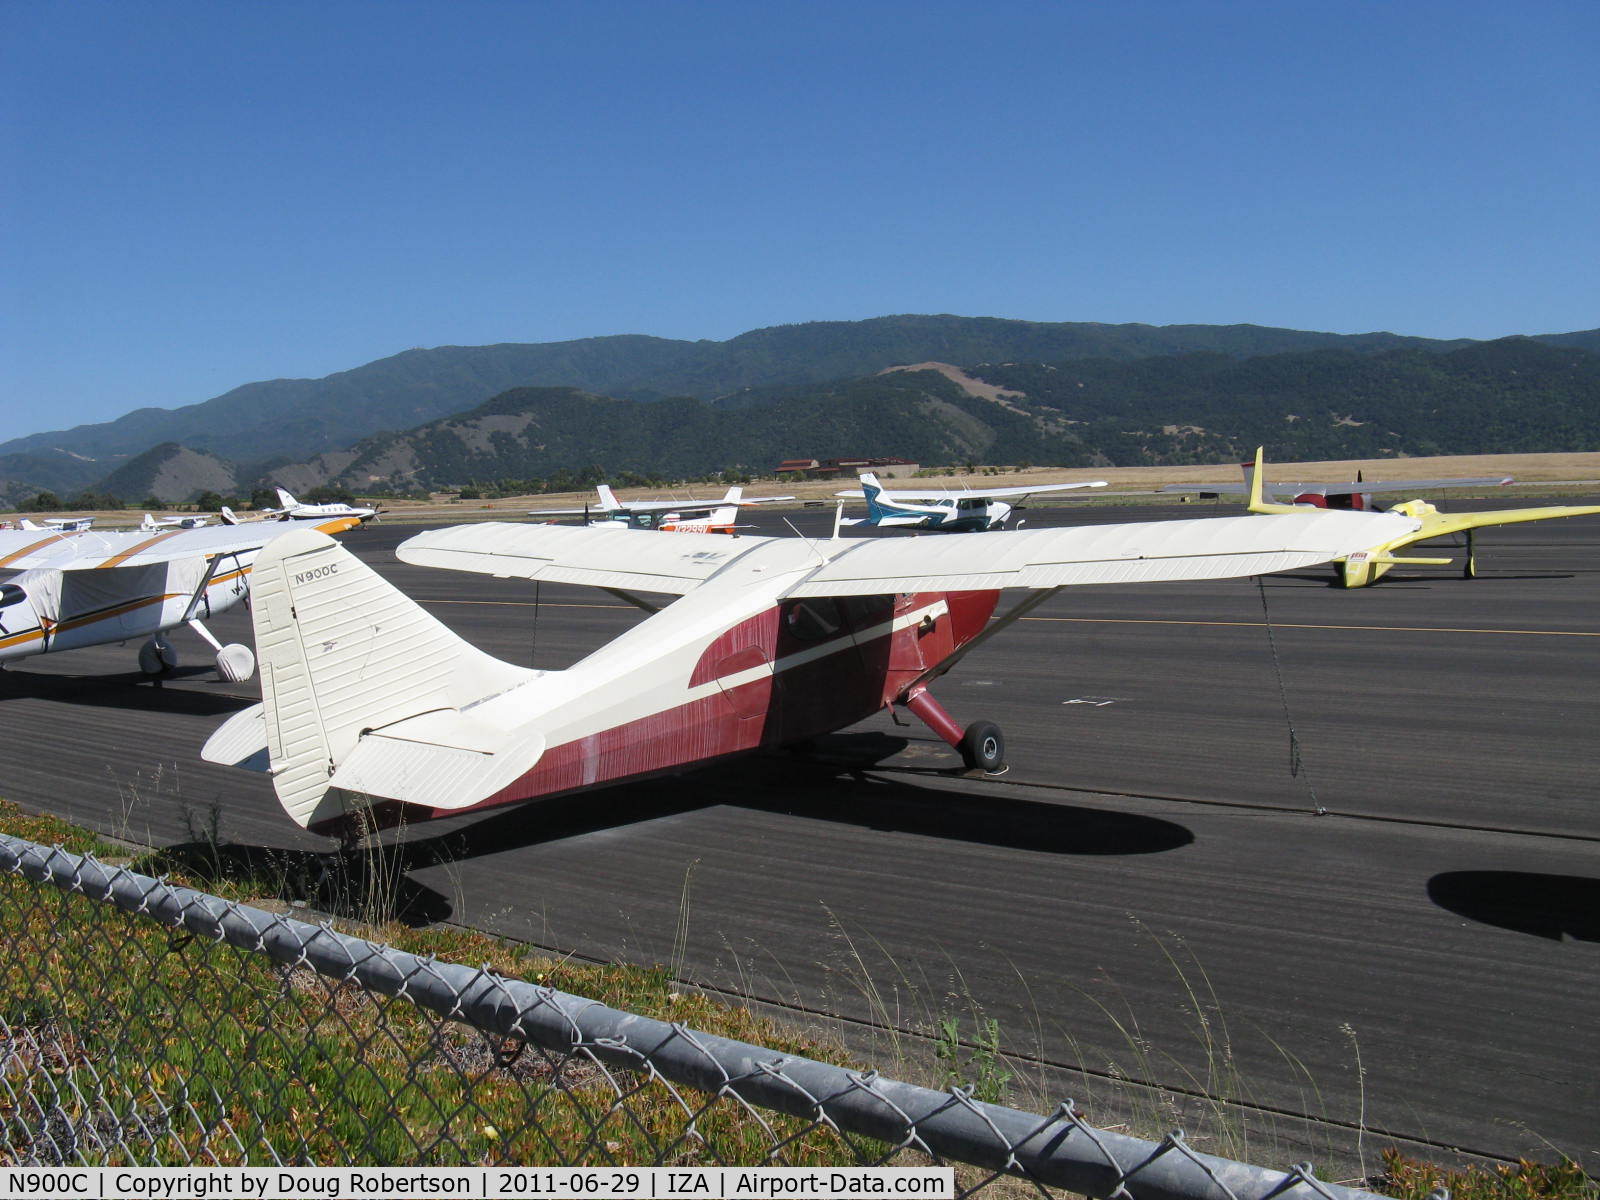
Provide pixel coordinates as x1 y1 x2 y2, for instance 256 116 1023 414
330 712 543 809
202 704 270 772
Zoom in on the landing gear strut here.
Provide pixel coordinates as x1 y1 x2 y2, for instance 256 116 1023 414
901 685 1007 775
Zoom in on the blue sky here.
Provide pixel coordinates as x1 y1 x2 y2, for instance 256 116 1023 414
4 0 1597 435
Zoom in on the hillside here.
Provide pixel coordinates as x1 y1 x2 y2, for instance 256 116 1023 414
312 377 1019 492
963 336 1600 464
0 315 1508 493
290 338 1600 493
95 442 240 504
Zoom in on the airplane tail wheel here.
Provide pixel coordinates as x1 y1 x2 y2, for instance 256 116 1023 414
960 720 1006 773
138 636 179 676
215 643 256 683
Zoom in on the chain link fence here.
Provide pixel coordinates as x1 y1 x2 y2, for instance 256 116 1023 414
0 831 1386 1199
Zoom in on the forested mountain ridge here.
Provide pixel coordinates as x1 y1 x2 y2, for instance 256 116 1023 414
300 377 1005 492
295 337 1600 494
962 336 1600 464
4 321 1597 504
0 314 1537 490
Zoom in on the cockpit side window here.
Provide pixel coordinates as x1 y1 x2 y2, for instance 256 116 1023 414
784 598 843 642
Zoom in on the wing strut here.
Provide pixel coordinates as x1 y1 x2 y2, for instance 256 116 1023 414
602 587 663 614
180 552 236 623
901 587 1062 696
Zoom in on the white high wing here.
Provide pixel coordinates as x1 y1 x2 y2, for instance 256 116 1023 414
529 484 796 529
265 488 381 523
836 472 1108 531
0 515 362 679
203 503 1419 838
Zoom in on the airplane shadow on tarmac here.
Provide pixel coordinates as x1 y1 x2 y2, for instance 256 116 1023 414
0 666 250 717
392 731 1194 888
131 734 1191 931
1428 871 1600 942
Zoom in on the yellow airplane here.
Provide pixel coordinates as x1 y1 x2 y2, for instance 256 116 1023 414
1240 450 1600 587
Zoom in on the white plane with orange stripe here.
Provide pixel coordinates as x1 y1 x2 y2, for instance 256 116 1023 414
0 515 361 680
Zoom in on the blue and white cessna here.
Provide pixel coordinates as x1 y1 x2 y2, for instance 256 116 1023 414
837 472 1107 532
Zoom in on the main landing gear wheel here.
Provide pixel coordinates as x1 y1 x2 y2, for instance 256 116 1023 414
959 720 1006 774
138 635 179 676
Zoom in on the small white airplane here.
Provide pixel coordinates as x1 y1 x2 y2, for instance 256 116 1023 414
141 512 212 531
264 488 381 524
202 480 1419 839
529 485 796 533
0 514 362 680
835 473 1108 531
20 517 95 533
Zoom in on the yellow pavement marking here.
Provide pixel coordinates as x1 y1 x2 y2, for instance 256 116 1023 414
1018 616 1600 637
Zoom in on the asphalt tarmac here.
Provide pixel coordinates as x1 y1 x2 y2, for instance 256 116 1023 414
3 499 1596 1171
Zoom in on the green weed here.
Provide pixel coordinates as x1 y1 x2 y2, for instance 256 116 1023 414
1379 1149 1597 1200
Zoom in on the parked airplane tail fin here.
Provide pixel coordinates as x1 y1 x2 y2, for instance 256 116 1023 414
858 473 896 522
596 484 621 511
1244 448 1300 515
723 486 743 504
220 506 239 525
274 487 297 509
202 528 537 835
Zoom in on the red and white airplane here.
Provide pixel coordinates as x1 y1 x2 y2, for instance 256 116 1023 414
203 494 1420 840
0 515 361 679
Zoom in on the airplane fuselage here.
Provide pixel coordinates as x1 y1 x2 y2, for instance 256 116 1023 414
0 553 255 665
872 498 1012 532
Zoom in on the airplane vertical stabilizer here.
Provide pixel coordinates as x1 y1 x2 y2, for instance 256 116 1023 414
858 473 895 522
243 528 535 830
